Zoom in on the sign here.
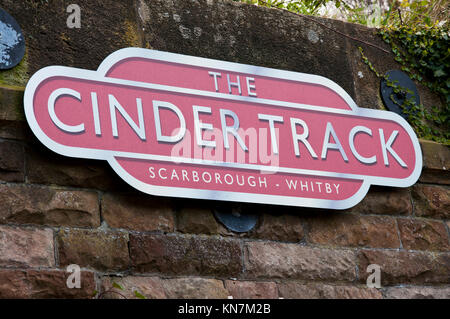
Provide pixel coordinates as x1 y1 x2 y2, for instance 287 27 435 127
23 48 422 209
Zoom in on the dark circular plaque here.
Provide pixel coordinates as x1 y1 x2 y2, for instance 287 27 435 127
0 8 25 70
380 70 420 119
213 204 258 233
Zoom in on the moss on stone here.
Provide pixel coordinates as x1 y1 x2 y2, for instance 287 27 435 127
124 19 142 47
0 49 29 87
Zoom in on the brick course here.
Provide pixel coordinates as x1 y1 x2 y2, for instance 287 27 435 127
244 242 357 281
412 185 450 219
358 250 450 286
0 226 54 268
57 228 130 271
102 193 175 232
307 213 400 248
0 270 96 298
130 233 242 277
0 184 100 227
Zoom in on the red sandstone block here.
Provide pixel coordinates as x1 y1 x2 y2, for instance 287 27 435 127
349 187 412 215
358 249 450 286
0 184 100 227
102 193 174 232
278 282 382 299
385 286 450 299
177 205 221 235
419 140 450 185
26 146 120 191
162 277 229 299
129 233 242 277
0 269 96 298
248 213 304 242
0 225 54 267
244 241 357 281
101 276 166 299
57 228 130 271
225 280 278 299
101 276 228 299
412 184 450 219
307 213 400 248
397 218 449 251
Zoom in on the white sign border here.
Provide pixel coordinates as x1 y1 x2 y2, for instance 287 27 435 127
23 48 423 209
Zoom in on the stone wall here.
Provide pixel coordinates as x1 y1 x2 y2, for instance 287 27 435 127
0 0 448 299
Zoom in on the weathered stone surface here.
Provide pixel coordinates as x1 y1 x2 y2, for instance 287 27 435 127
0 120 29 140
177 202 304 242
419 140 450 185
57 229 129 271
245 242 357 281
163 277 229 299
249 213 304 242
397 218 449 251
102 193 174 232
0 226 54 267
225 280 278 299
0 140 24 182
0 184 100 227
0 0 142 86
177 206 220 235
102 276 228 299
278 282 382 299
307 213 400 248
140 0 356 97
344 22 394 110
0 270 96 299
0 86 24 121
101 276 166 299
385 287 450 299
26 146 121 191
347 22 444 116
130 233 242 276
345 21 445 130
412 184 450 219
358 250 450 285
349 187 412 215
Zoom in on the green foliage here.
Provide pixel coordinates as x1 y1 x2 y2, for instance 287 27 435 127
235 0 449 144
359 46 449 145
379 27 449 104
134 290 146 299
375 1 449 144
92 281 147 299
112 282 124 290
236 0 449 28
235 0 331 15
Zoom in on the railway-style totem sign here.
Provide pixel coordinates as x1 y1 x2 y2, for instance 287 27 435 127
24 48 422 209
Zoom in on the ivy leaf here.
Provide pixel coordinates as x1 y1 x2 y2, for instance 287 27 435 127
134 290 146 299
112 282 124 291
433 69 446 77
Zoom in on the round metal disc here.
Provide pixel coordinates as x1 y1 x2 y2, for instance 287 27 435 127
0 8 25 70
213 205 258 233
380 70 420 119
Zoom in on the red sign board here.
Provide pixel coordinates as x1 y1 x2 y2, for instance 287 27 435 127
24 48 422 209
